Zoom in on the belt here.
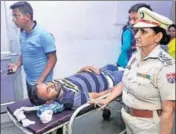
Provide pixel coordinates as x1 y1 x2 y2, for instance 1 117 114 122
123 105 162 118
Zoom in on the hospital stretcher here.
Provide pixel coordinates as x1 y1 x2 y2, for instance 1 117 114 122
7 96 126 134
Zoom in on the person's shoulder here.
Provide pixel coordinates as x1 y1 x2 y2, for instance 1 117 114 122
156 49 175 81
36 24 54 39
157 49 175 67
171 38 176 42
123 27 132 37
35 24 49 34
169 38 176 45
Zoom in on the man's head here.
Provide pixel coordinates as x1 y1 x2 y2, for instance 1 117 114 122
168 24 176 39
128 3 152 26
30 81 63 105
10 1 33 28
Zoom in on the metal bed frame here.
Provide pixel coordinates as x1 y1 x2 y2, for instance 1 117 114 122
7 94 126 134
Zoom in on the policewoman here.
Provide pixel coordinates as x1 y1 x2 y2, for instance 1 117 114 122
91 7 175 134
121 7 175 134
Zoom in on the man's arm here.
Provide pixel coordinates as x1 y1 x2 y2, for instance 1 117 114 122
103 82 123 103
89 89 112 100
90 82 123 108
157 63 175 134
15 55 23 67
36 52 57 84
160 100 175 134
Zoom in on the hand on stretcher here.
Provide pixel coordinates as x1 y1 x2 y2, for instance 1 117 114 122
88 93 111 111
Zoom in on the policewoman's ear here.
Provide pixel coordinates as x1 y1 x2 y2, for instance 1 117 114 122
155 32 163 43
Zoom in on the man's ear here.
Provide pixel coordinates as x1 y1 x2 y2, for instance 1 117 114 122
25 13 31 20
155 32 163 43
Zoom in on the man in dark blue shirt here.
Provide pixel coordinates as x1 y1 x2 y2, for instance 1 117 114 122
31 65 123 109
117 3 152 67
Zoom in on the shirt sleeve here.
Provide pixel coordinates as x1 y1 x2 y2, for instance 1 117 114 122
157 64 175 101
40 32 56 53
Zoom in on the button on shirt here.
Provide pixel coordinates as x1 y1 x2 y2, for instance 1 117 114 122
122 45 175 110
20 22 56 85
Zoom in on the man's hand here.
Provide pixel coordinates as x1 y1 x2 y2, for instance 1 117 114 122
89 92 100 100
36 81 43 85
78 66 100 74
8 63 19 73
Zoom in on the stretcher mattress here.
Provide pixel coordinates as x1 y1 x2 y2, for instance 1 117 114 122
7 99 94 134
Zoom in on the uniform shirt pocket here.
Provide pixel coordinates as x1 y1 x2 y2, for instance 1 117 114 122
136 76 151 85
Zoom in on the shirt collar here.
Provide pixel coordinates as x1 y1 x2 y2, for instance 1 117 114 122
136 45 162 63
21 21 37 34
28 21 37 34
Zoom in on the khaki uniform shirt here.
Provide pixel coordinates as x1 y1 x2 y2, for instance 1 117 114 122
122 45 175 110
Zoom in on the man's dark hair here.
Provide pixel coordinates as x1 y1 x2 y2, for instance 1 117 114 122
30 85 46 106
128 3 152 13
168 24 176 30
10 1 33 20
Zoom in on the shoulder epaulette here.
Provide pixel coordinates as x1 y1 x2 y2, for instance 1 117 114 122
158 52 173 66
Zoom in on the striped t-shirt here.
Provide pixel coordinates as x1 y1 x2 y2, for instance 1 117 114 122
57 70 123 109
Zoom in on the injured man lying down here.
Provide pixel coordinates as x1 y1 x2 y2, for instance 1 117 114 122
31 64 124 109
12 65 123 126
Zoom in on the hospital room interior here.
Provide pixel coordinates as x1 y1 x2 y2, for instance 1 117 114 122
1 1 175 134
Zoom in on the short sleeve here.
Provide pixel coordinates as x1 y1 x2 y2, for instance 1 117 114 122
40 32 56 53
157 64 175 101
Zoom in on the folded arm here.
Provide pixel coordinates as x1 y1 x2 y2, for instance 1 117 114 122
89 82 123 108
